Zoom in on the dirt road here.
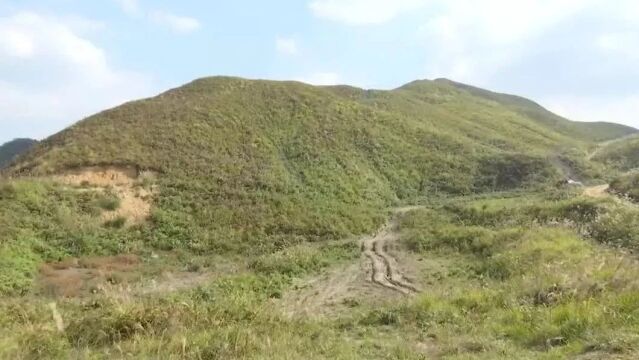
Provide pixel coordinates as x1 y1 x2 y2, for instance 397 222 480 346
583 184 610 198
362 207 420 294
282 206 421 316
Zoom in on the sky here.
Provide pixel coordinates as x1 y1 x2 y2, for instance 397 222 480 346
1 0 638 144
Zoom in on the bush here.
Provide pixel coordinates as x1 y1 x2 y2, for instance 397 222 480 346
475 153 559 191
95 195 121 211
104 216 127 229
591 207 639 249
0 242 41 296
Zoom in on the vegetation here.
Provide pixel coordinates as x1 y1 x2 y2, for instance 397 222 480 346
387 194 639 358
1 77 639 358
2 189 639 358
610 172 639 202
593 135 639 171
2 77 612 259
0 138 38 169
435 78 638 142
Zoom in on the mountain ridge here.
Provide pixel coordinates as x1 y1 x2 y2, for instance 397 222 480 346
431 78 638 142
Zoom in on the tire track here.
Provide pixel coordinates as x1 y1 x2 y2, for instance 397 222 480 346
281 206 421 316
361 207 420 294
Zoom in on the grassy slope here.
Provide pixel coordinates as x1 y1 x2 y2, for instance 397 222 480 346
0 138 38 169
593 135 639 171
2 77 599 259
4 190 639 358
435 78 638 142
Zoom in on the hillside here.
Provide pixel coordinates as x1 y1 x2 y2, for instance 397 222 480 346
434 78 638 142
4 77 639 358
0 138 38 169
3 77 607 256
591 134 639 171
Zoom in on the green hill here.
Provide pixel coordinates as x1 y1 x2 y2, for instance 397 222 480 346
435 78 638 142
4 77 607 257
4 76 639 358
0 138 38 169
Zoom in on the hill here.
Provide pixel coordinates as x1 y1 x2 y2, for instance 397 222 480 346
3 77 607 256
591 134 639 171
0 138 38 169
4 76 639 358
434 78 638 142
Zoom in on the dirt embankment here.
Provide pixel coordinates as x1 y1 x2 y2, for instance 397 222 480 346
54 166 157 225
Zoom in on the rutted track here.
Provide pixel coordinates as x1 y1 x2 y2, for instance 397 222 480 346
281 206 421 317
362 207 420 294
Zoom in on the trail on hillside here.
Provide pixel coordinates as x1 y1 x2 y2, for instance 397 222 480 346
362 207 421 294
282 207 420 317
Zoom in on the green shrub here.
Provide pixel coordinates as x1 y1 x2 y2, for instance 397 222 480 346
0 242 41 296
104 216 127 229
591 207 639 249
95 195 121 211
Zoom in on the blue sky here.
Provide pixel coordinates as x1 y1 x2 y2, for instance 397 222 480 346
1 0 638 144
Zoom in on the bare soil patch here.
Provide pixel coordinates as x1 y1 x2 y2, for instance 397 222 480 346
54 166 157 225
38 254 220 299
583 184 610 198
38 254 141 298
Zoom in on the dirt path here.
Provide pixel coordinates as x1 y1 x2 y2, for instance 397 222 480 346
583 184 610 198
362 207 420 294
282 206 421 317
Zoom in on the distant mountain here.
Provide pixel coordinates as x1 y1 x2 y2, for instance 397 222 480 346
433 78 638 142
0 138 38 169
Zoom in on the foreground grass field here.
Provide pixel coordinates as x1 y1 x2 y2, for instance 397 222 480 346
3 187 639 359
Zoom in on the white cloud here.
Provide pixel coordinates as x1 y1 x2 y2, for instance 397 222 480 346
418 0 594 84
0 12 155 142
309 0 425 25
114 0 141 16
276 36 298 55
544 94 639 128
596 32 639 60
150 11 201 33
0 28 35 58
296 72 341 86
113 1 201 34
